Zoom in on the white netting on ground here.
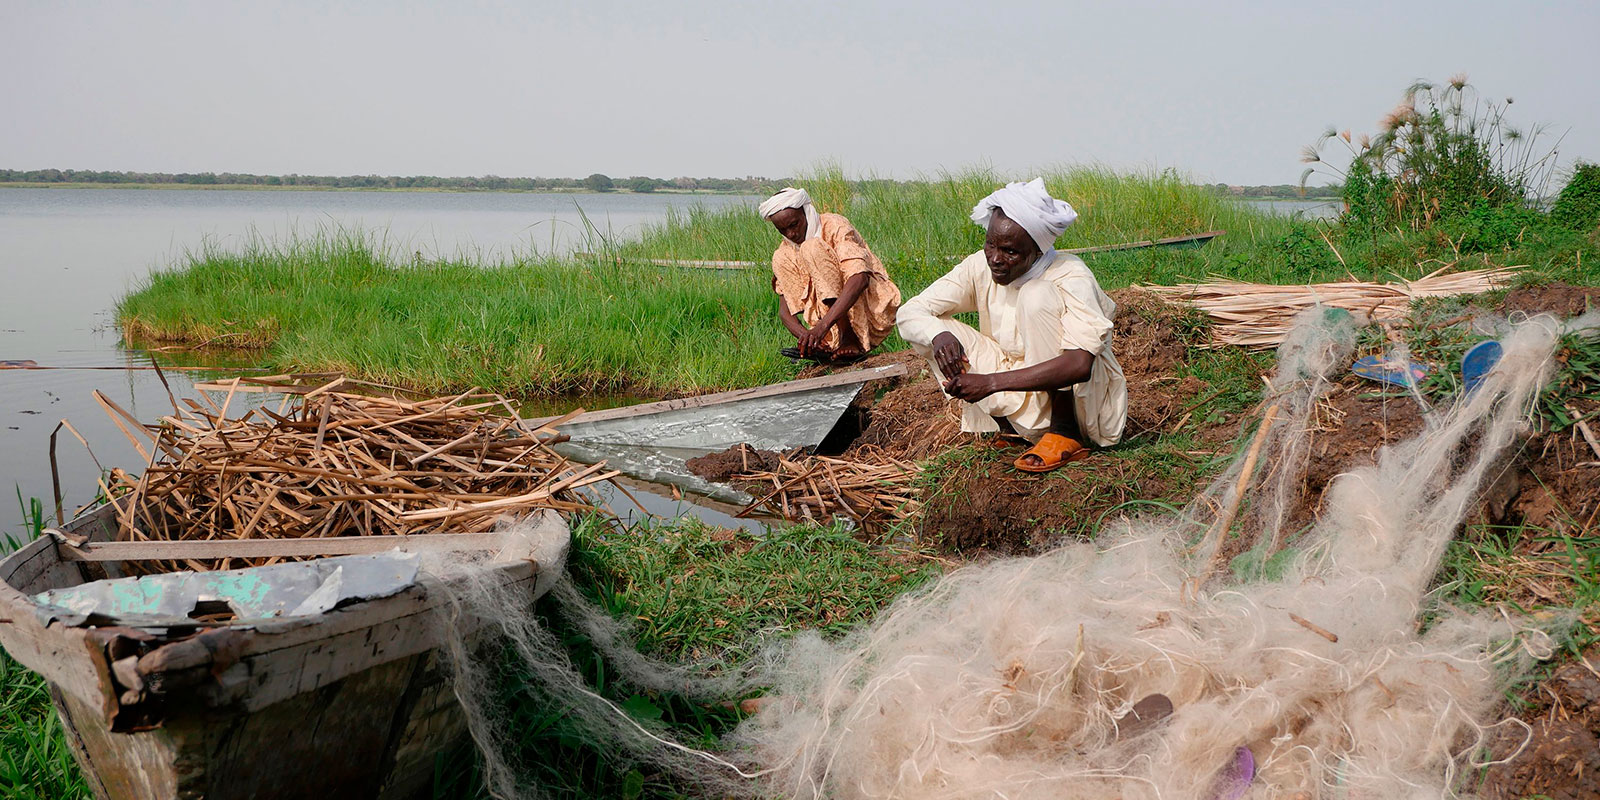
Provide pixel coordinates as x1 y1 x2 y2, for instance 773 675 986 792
429 309 1599 800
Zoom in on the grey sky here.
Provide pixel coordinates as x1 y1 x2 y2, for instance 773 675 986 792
5 0 1597 185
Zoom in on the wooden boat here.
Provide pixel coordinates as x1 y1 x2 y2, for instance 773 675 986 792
598 230 1227 271
522 363 908 503
0 505 569 800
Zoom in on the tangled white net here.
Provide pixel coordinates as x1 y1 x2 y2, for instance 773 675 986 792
432 308 1598 799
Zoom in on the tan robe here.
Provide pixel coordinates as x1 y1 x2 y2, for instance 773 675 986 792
771 213 901 351
895 250 1128 446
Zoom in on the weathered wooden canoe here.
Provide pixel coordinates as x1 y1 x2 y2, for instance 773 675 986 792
0 505 569 800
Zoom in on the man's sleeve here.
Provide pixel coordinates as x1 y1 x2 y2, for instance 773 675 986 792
1053 273 1114 354
896 256 980 346
828 219 874 278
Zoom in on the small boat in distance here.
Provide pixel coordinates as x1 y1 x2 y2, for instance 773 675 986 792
583 230 1226 270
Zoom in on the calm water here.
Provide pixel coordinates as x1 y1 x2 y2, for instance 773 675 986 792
0 188 758 538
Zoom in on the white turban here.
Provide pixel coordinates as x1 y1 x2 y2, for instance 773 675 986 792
758 187 820 242
971 177 1078 253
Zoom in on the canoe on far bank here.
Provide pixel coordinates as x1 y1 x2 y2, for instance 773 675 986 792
579 230 1226 270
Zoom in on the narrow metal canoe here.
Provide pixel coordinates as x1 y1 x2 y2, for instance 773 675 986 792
0 506 569 800
522 364 907 503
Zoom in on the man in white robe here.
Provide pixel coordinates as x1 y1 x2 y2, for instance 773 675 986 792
895 178 1127 471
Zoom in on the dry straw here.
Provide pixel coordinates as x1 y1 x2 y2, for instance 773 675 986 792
93 374 617 573
1144 266 1517 348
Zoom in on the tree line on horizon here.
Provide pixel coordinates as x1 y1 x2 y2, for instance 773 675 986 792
0 168 1343 198
0 169 791 194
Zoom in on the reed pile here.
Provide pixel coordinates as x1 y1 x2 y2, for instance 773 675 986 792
734 452 923 533
92 374 617 572
1142 266 1516 348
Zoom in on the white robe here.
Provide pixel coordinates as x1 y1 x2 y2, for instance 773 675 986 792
896 250 1128 446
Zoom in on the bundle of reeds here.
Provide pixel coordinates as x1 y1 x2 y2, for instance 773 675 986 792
1143 266 1517 348
734 452 923 532
93 374 617 572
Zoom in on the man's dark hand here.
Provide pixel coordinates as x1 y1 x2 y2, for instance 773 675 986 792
796 323 831 357
944 372 1000 402
931 331 968 378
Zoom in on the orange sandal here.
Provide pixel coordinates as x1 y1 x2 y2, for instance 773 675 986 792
1013 433 1090 473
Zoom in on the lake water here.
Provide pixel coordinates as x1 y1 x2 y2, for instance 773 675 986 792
0 189 1331 539
0 189 759 539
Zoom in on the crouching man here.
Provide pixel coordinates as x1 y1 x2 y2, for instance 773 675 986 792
759 187 902 364
895 178 1126 472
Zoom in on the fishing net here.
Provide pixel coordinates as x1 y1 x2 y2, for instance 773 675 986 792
429 308 1599 799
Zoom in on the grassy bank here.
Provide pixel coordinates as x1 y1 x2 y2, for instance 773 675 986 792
116 167 1313 396
118 164 1597 398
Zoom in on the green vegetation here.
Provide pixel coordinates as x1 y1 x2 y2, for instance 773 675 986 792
1552 162 1600 233
114 166 1344 397
0 650 88 800
1 496 90 799
119 231 796 396
119 156 1596 399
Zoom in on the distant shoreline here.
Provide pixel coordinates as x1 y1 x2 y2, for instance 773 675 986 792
0 182 753 195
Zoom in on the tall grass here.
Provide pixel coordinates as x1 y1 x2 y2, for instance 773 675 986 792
120 230 797 396
119 164 1592 399
616 165 1305 289
0 495 89 799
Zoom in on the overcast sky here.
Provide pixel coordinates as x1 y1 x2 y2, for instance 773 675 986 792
5 1 1597 185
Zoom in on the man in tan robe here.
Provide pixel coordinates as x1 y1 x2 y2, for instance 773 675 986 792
759 188 901 363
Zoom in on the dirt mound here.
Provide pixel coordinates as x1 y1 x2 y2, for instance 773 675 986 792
846 377 963 461
920 444 1210 555
1498 282 1600 319
1296 380 1430 520
686 444 783 483
1479 650 1600 799
1109 288 1219 438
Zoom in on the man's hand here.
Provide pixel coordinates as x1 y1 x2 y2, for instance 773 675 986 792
931 331 969 378
796 322 832 357
944 372 1000 402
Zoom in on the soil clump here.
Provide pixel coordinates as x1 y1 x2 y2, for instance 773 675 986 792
1498 282 1600 319
686 444 784 483
1479 649 1600 799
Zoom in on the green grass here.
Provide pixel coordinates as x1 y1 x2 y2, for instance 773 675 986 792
430 515 943 799
1 495 91 800
116 166 1322 398
119 163 1596 399
119 230 799 397
0 650 90 800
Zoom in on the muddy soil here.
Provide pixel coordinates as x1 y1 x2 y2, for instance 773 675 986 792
1479 649 1600 799
1498 281 1600 319
686 444 784 483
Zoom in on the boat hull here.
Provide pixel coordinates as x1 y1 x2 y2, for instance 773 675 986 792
0 505 568 800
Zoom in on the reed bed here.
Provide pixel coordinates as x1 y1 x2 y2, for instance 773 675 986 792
734 453 923 533
1143 266 1519 348
94 374 617 573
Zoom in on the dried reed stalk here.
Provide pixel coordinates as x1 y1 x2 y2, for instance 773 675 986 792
95 374 617 573
734 454 924 533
